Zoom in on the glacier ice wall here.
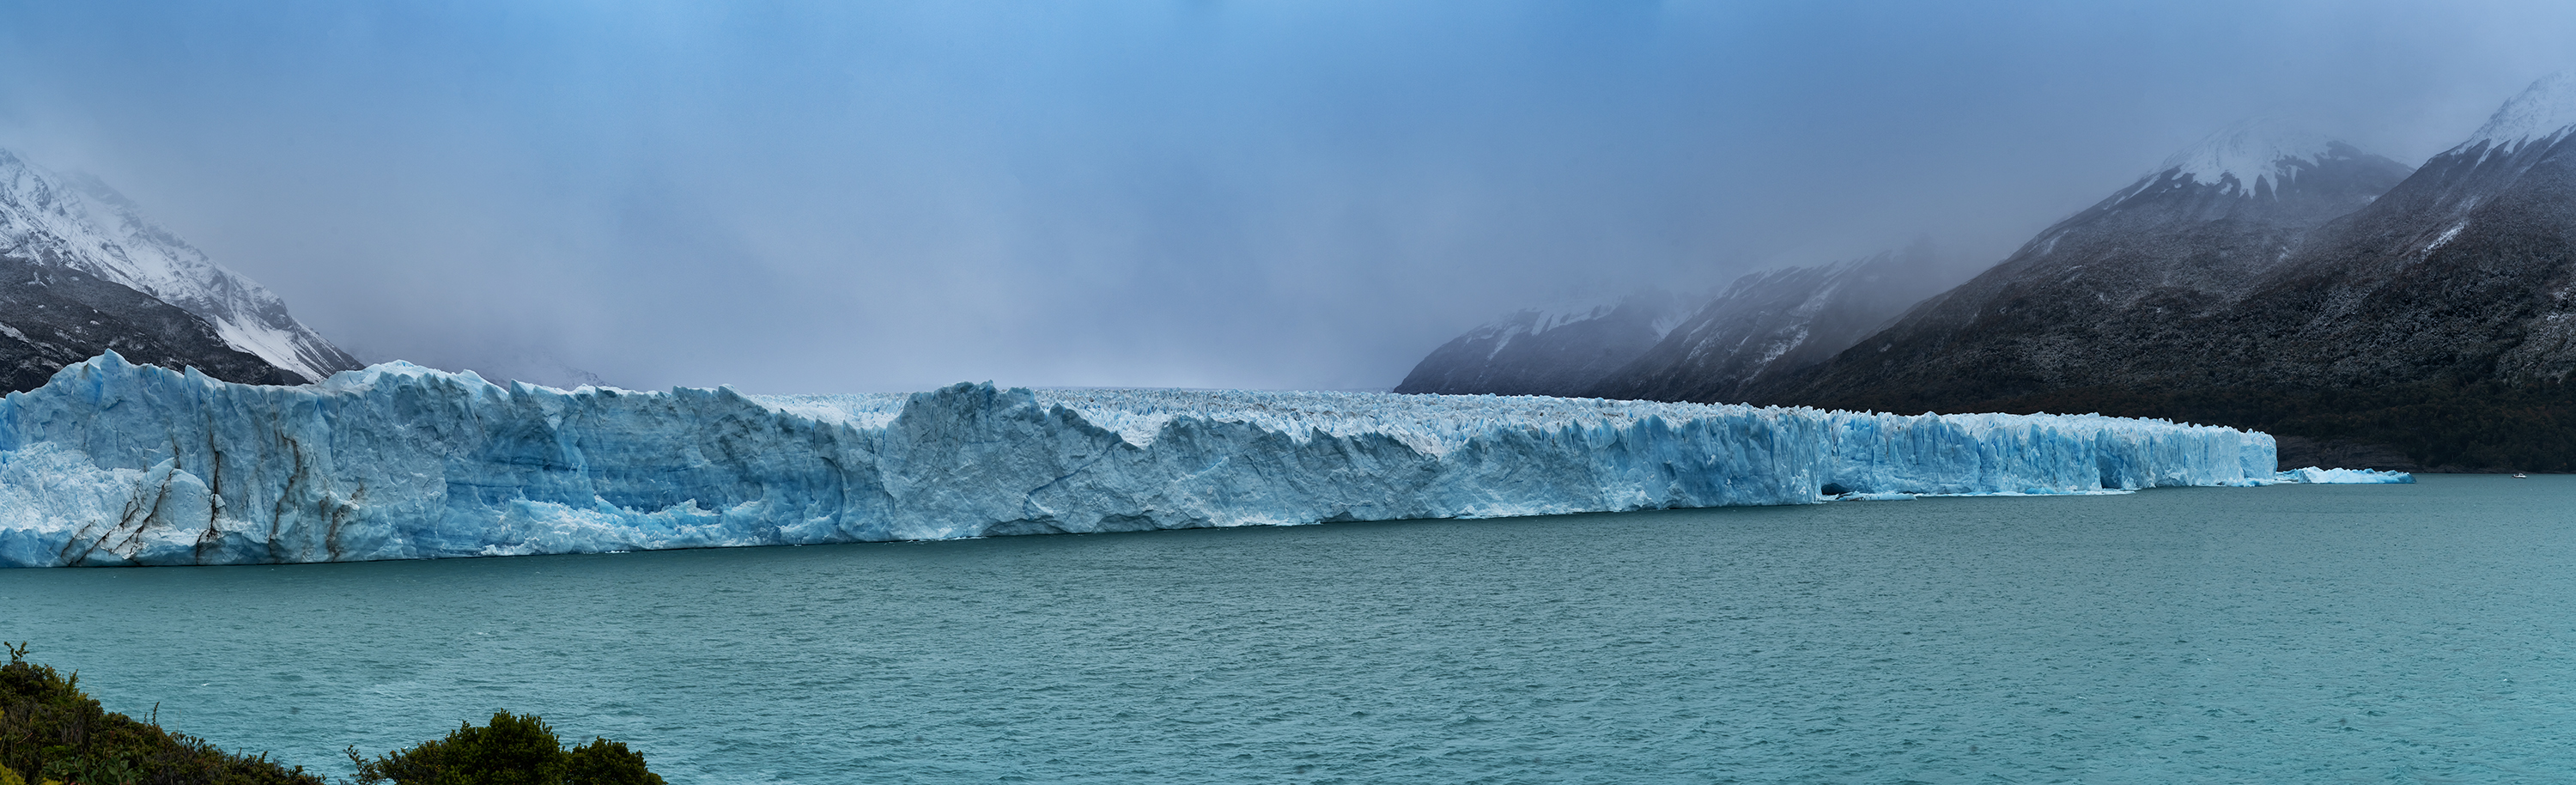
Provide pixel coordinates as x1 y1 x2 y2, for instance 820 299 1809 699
0 354 2276 567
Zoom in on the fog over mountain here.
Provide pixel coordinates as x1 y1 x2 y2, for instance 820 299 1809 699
1591 242 1983 404
1393 291 1687 397
1396 241 1984 402
2 2 2574 392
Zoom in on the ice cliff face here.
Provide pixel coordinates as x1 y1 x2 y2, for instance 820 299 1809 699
0 353 2276 567
0 149 361 382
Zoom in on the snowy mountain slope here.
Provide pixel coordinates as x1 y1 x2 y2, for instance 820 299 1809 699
1393 290 1686 396
2227 70 2576 387
1751 119 2412 415
1591 242 1978 403
2455 70 2576 153
0 255 301 392
0 149 359 381
2120 117 2354 204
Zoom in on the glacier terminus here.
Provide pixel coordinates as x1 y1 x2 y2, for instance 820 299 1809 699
0 353 2300 568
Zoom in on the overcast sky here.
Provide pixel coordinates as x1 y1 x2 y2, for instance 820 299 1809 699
2 1 2572 392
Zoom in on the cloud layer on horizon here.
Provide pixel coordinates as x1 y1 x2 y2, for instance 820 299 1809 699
2 0 2572 392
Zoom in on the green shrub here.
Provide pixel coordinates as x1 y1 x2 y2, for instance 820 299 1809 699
1 645 662 785
348 712 664 785
0 643 321 785
561 739 659 785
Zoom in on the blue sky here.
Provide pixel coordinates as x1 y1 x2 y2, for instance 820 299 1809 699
2 1 2572 392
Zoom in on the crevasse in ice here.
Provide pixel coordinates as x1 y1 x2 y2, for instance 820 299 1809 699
0 353 2278 567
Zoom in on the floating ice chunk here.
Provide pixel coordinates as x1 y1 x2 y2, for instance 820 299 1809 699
0 353 2280 567
1832 491 1922 502
2275 466 2416 484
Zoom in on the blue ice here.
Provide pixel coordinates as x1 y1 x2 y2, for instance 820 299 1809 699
0 353 2279 567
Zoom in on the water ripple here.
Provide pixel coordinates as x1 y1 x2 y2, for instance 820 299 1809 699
3 475 2570 783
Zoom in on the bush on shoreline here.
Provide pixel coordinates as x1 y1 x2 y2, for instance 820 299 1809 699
0 643 321 785
2 645 663 785
347 712 664 785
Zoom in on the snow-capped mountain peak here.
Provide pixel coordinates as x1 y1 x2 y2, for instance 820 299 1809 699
0 149 359 381
2144 116 2341 197
2456 70 2576 152
1487 290 1687 350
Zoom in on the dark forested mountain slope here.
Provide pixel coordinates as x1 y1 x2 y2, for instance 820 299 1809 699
2239 73 2576 389
1757 81 2576 471
1753 119 2413 414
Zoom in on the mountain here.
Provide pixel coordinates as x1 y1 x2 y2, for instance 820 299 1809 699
1393 291 1686 396
1395 242 1978 400
1401 239 1978 396
1751 119 2415 415
1591 241 1976 403
0 149 360 384
0 254 300 392
2235 72 2576 388
2178 72 2576 469
1741 76 2576 471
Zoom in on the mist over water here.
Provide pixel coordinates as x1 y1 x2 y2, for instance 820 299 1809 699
3 3 2576 391
4 476 2568 782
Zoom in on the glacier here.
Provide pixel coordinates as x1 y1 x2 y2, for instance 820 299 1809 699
0 353 2279 568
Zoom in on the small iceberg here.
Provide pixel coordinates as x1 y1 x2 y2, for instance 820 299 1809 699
2275 466 2415 484
1828 491 1923 502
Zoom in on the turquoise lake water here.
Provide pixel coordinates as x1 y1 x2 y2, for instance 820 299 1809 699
3 474 2570 783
